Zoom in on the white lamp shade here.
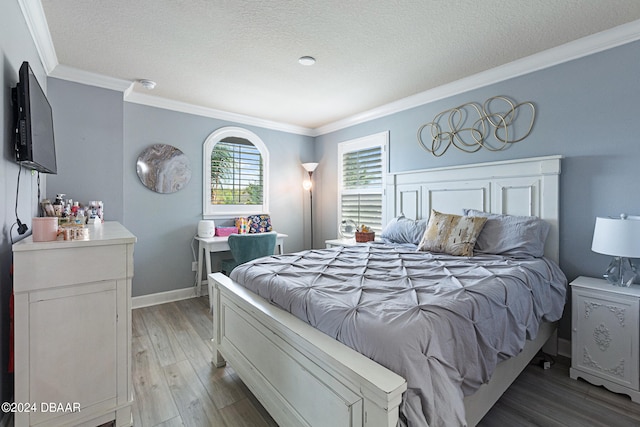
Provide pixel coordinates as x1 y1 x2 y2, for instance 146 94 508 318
302 162 319 172
592 216 640 258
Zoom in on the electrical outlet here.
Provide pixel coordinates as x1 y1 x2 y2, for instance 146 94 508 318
192 262 198 271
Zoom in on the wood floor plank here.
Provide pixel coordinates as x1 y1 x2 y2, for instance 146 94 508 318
479 357 640 426
163 359 227 427
156 302 212 370
199 364 252 411
514 369 640 426
498 386 601 427
526 359 640 421
509 373 604 423
131 331 180 427
139 304 187 367
244 390 280 427
132 308 147 338
161 299 252 411
152 416 185 427
175 297 213 342
219 397 273 427
477 400 539 427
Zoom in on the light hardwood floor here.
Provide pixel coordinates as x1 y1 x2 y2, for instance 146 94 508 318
133 297 640 426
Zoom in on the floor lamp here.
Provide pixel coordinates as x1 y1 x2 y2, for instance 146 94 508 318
302 162 318 249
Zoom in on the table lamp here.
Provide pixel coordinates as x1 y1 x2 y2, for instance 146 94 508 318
591 214 640 286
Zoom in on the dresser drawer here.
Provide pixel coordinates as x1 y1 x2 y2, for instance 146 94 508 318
13 243 131 292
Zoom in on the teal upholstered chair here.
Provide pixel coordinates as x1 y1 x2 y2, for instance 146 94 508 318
221 232 277 275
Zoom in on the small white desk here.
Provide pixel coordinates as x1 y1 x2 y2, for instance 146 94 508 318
195 232 287 296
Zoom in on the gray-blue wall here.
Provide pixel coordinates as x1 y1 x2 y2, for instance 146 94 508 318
46 83 315 297
122 103 314 296
46 79 125 222
314 40 640 340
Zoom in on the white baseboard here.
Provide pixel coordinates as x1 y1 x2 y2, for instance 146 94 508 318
558 337 571 359
132 284 209 309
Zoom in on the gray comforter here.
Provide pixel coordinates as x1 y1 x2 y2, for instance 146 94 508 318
230 242 567 427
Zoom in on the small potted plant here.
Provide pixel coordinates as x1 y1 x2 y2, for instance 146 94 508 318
355 224 375 243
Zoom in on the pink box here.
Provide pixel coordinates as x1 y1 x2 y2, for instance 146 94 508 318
215 227 237 237
32 217 59 242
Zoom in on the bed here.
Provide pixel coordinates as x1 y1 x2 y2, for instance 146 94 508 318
209 155 566 427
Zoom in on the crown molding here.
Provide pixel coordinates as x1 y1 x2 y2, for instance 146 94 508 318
18 1 640 138
314 19 640 136
50 64 134 92
18 0 58 73
124 91 316 136
47 63 315 136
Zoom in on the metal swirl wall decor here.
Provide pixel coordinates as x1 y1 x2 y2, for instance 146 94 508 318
417 96 536 157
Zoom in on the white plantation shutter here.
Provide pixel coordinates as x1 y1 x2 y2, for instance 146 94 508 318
211 140 263 205
340 193 384 231
338 132 388 233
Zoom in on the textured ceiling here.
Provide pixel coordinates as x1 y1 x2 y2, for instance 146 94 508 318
40 0 640 130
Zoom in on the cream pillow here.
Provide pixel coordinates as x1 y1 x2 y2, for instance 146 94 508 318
418 210 487 256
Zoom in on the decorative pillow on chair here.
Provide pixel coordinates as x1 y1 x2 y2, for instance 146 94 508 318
417 209 487 256
247 214 273 233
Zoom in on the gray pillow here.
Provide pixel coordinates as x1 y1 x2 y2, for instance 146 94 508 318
462 209 550 258
380 215 428 245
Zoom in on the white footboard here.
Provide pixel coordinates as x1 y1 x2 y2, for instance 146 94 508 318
210 272 407 427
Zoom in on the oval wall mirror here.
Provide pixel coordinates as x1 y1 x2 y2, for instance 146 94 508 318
136 144 192 194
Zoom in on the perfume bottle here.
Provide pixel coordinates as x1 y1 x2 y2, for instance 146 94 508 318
53 194 65 217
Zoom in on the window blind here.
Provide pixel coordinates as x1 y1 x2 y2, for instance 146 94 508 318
340 144 385 232
340 194 383 231
342 147 383 190
210 140 263 205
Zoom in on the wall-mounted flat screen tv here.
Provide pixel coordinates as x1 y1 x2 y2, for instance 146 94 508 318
12 61 57 174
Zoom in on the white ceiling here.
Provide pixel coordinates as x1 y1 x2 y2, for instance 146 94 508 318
38 0 640 132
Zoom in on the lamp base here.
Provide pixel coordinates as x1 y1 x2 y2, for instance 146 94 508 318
603 256 637 287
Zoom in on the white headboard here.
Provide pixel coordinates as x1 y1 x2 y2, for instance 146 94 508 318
386 155 562 262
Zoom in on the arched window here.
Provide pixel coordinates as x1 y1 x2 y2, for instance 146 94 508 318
203 127 269 218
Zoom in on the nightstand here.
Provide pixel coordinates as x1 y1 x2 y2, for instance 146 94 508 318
325 238 357 248
570 276 640 402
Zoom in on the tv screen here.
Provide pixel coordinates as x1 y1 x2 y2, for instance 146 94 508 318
13 61 57 174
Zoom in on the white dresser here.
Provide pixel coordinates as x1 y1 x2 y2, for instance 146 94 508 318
570 276 640 402
12 222 136 427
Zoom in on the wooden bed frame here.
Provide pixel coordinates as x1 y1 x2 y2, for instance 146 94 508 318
210 155 562 427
